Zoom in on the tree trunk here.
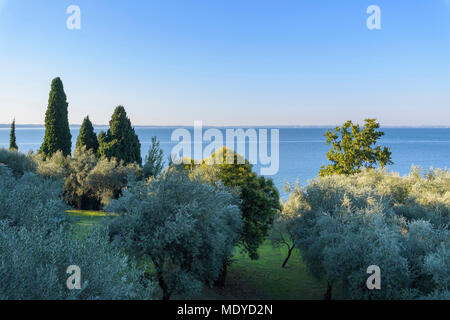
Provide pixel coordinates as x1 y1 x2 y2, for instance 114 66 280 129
157 275 171 300
324 281 333 300
214 260 228 287
154 260 171 300
282 246 294 268
162 290 171 301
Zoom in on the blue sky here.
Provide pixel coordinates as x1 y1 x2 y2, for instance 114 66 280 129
0 0 449 126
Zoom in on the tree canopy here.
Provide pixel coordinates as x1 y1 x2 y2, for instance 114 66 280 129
98 106 142 165
34 147 141 210
76 116 99 153
0 160 153 300
107 169 242 300
320 119 392 176
288 168 449 299
193 147 281 261
40 77 72 157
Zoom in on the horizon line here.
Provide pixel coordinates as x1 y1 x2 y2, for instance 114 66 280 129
1 123 450 128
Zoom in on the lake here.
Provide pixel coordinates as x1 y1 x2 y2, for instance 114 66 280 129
1 125 449 198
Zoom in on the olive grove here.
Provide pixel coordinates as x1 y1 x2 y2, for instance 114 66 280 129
0 163 153 299
286 168 449 299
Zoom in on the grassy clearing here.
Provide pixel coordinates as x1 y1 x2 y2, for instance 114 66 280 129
67 210 108 226
198 240 327 300
67 210 327 300
229 242 326 299
66 210 115 237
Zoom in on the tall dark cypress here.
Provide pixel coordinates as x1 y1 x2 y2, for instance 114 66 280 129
40 77 72 157
98 106 142 165
76 116 99 153
9 118 18 151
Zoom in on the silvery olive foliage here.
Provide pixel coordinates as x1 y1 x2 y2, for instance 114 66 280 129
33 148 142 209
107 168 243 300
0 148 36 177
287 168 449 299
0 163 153 300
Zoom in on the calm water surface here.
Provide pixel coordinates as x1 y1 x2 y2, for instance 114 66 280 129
1 126 449 198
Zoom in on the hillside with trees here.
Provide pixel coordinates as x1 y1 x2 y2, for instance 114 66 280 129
0 79 448 300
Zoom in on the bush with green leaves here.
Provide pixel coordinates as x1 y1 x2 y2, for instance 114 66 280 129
286 168 449 299
0 165 153 300
107 168 242 300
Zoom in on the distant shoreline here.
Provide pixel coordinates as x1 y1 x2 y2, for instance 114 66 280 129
1 124 450 129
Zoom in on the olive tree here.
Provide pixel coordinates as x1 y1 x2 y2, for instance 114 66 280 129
0 165 153 300
270 185 302 268
288 169 449 300
33 148 142 210
185 147 280 285
107 169 242 300
0 148 36 177
40 77 72 157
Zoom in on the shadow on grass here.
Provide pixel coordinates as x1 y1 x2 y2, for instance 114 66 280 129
195 240 328 300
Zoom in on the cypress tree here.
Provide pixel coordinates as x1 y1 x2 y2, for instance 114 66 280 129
9 119 18 151
40 77 72 157
76 116 99 153
98 106 142 165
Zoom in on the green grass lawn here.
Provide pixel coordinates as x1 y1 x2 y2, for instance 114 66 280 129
66 210 115 237
197 241 327 300
67 210 109 226
66 210 327 300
